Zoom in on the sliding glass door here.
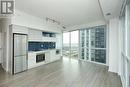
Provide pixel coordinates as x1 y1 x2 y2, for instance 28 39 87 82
70 31 79 59
63 25 106 63
63 32 70 58
79 25 107 64
63 30 79 59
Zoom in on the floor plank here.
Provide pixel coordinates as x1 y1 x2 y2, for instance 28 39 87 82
0 58 122 87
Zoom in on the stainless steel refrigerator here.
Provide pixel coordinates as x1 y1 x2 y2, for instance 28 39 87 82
13 33 28 74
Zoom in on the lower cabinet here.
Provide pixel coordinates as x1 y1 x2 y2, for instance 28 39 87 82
28 49 61 69
50 50 56 62
28 53 36 69
50 50 61 62
45 52 50 63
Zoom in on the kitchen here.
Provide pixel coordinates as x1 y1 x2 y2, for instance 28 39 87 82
0 10 63 75
13 25 62 74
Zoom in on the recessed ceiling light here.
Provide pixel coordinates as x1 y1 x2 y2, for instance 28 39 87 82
106 13 111 16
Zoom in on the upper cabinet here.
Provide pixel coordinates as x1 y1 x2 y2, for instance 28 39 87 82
11 25 62 48
12 25 28 34
28 29 42 41
42 32 57 42
42 32 56 38
28 29 60 42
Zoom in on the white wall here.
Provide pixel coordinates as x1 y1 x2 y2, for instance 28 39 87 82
65 20 106 31
11 10 62 33
0 18 12 72
108 17 119 73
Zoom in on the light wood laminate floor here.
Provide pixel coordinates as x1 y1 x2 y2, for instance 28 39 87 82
0 58 122 87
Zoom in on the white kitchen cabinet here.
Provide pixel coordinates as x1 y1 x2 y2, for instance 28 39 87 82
42 37 57 42
28 53 36 69
50 50 56 62
50 50 61 62
28 52 47 69
28 29 42 41
45 52 51 63
12 25 28 34
55 54 61 60
28 49 61 69
56 34 62 49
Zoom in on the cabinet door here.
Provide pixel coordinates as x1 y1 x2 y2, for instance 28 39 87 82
28 53 36 69
28 29 42 41
12 25 28 34
45 52 50 63
50 50 56 61
55 54 61 60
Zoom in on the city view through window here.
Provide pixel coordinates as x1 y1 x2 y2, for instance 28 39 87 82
63 25 106 64
63 31 79 59
79 26 106 64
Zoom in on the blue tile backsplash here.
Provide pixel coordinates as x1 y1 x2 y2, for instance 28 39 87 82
28 42 56 51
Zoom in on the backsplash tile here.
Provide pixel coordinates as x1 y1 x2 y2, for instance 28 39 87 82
28 42 56 51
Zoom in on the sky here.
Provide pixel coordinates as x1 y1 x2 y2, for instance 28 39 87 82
63 31 79 44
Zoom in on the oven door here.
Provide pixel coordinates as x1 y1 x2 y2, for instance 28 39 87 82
36 53 45 63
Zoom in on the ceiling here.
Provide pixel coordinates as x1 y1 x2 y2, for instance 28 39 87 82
99 0 123 20
15 0 122 27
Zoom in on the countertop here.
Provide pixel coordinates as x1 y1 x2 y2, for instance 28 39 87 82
28 49 58 54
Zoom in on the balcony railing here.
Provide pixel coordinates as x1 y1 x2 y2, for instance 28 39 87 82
63 46 79 59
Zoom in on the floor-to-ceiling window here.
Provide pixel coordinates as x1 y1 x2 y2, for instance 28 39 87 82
79 25 107 64
120 7 127 87
79 29 89 60
70 31 79 59
126 3 130 87
120 0 130 87
125 1 130 87
63 32 70 58
63 30 79 59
